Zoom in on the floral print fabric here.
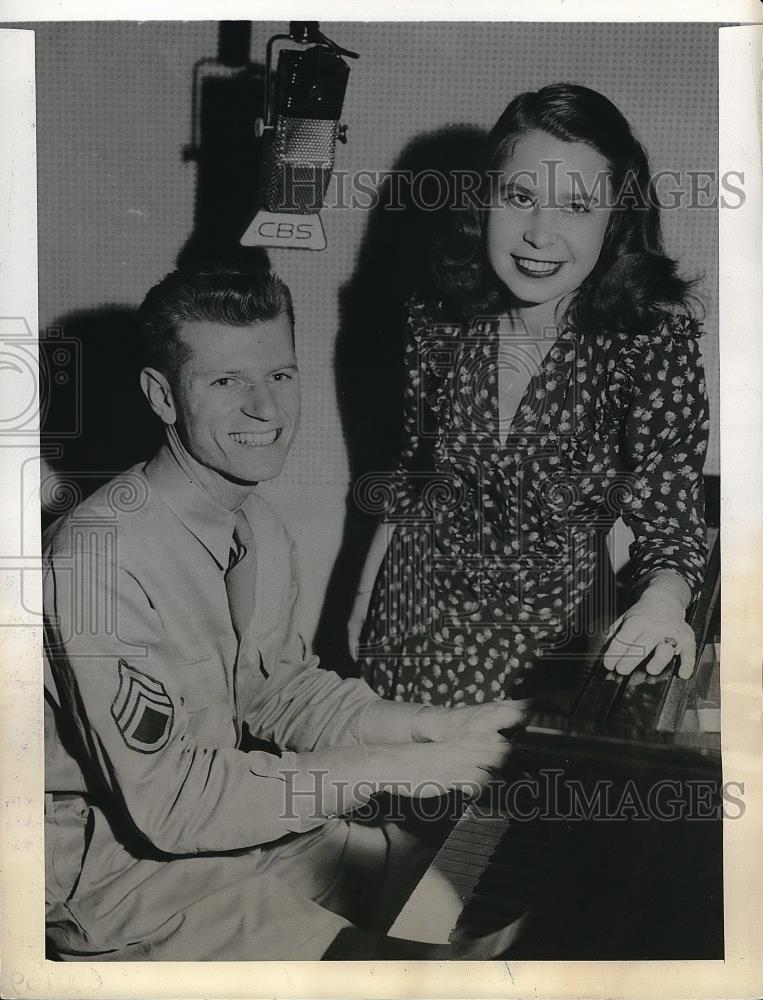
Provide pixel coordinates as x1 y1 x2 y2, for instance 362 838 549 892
358 296 709 706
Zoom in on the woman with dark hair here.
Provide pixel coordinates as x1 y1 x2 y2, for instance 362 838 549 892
352 83 709 707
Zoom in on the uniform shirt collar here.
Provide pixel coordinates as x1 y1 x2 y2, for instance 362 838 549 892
145 441 253 570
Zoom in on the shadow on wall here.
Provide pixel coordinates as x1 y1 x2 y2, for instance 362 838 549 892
41 22 274 531
178 21 269 273
313 125 488 677
39 307 164 531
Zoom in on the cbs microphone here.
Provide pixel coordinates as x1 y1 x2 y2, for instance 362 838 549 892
241 22 358 251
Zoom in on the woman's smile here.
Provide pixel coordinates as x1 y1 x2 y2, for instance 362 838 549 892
487 130 613 311
511 254 566 278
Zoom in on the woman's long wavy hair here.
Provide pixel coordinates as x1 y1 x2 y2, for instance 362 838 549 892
432 83 700 332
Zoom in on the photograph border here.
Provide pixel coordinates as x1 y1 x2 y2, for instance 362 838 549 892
1 4 761 997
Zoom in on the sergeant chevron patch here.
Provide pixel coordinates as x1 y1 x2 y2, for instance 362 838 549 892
111 660 173 753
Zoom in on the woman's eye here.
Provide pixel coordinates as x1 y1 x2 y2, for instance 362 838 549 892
270 371 294 383
504 189 534 209
563 201 590 215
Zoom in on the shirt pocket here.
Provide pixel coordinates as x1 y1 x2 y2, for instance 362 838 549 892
178 658 229 740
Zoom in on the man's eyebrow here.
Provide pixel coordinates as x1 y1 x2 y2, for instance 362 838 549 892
264 362 299 377
191 362 299 377
191 367 244 376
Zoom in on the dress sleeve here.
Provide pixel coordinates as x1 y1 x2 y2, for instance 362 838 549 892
617 312 710 596
367 294 447 516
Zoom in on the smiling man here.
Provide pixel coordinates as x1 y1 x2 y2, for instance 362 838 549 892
141 291 301 501
42 267 527 961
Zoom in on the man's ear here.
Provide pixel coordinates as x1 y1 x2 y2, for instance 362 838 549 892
140 367 177 425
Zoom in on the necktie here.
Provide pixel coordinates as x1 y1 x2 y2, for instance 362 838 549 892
224 508 256 641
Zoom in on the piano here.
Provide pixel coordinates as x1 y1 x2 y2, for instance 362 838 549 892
390 513 723 959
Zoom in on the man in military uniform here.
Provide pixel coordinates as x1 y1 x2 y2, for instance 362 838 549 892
43 268 525 960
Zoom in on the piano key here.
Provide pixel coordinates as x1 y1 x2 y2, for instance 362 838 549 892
447 831 507 852
434 855 492 879
388 863 472 944
447 825 511 845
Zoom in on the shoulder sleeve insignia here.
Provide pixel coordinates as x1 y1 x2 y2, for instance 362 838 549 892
110 660 174 754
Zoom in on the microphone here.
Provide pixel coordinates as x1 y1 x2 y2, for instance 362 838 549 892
241 22 358 251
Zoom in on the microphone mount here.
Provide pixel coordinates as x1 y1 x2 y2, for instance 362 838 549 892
243 22 358 251
256 22 358 138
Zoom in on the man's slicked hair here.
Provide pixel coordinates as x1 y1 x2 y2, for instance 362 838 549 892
138 267 295 387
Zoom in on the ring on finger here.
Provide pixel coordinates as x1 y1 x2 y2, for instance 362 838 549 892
662 636 679 649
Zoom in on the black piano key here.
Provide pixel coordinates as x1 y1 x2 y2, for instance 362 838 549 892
434 855 490 880
450 819 508 837
437 844 548 897
442 849 507 870
440 874 484 896
447 830 507 852
469 870 537 897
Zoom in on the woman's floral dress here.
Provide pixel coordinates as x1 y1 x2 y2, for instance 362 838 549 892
358 296 709 706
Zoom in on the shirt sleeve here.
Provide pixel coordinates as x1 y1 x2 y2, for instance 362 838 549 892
242 537 426 750
617 315 710 596
43 527 356 856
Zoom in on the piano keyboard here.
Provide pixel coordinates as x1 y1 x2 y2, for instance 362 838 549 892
390 524 722 954
389 800 555 944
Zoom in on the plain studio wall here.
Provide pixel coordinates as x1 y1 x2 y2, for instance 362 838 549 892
32 21 720 642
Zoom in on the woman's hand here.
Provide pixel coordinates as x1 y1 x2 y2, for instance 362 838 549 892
602 572 695 679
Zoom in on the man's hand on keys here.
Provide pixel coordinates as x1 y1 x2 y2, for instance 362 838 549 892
411 700 530 743
369 734 515 798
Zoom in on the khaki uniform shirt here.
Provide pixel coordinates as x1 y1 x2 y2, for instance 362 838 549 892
43 443 423 958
